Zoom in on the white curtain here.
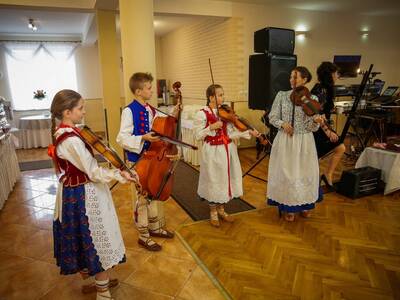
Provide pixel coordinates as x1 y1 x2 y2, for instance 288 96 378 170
1 42 79 110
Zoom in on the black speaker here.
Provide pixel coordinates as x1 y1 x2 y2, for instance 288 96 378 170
337 167 382 199
254 27 295 55
249 53 297 110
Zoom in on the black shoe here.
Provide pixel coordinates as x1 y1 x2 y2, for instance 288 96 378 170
321 174 335 192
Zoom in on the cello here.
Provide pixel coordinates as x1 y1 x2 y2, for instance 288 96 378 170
134 82 196 201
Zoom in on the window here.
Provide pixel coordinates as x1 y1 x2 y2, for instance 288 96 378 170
4 42 78 110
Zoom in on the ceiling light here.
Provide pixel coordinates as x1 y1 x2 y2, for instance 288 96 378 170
295 24 308 32
360 29 369 39
296 33 306 41
28 19 37 31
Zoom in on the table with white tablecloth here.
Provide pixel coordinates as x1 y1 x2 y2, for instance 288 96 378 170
355 147 400 195
0 134 20 210
19 115 52 149
181 119 203 166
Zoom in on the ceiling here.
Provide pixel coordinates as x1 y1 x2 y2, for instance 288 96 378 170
220 0 400 16
0 7 216 41
0 0 399 42
0 8 91 40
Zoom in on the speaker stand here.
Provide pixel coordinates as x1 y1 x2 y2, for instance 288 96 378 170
242 150 269 183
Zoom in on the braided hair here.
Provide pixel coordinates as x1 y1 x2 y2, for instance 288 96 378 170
206 84 223 106
50 89 82 143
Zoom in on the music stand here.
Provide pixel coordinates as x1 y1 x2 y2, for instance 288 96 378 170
337 64 374 158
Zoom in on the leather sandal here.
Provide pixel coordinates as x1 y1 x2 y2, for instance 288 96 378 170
217 205 234 223
301 210 311 218
210 210 220 227
149 229 175 239
284 213 295 222
96 293 114 300
82 279 119 294
138 238 162 251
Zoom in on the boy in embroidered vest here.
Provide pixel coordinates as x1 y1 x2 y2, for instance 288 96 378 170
193 84 259 227
49 89 135 300
117 72 179 251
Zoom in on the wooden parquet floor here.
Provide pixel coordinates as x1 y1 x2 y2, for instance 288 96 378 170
177 149 400 300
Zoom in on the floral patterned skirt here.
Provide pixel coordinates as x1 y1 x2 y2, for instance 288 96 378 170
53 185 124 276
267 131 322 212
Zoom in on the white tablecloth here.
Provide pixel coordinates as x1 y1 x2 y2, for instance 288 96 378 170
0 134 20 210
181 120 203 166
19 115 52 149
355 147 400 195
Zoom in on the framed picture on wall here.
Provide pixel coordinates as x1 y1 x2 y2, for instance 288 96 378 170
157 79 167 99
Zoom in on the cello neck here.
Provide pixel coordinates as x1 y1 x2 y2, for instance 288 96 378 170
173 83 183 140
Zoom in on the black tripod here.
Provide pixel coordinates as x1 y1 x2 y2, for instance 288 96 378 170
242 115 277 183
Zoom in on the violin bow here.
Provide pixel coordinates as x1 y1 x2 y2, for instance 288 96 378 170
209 58 215 84
208 58 220 118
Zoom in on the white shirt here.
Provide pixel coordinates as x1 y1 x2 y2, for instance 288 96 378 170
116 103 163 154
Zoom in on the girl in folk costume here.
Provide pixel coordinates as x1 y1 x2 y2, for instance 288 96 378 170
267 67 324 222
194 84 259 227
49 90 135 300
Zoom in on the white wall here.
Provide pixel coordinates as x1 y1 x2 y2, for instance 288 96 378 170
231 2 400 89
74 43 102 99
155 36 164 80
159 17 244 104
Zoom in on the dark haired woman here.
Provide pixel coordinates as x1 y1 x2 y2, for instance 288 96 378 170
267 67 323 222
311 62 346 189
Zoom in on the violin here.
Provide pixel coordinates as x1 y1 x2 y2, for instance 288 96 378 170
218 104 271 145
290 86 321 116
78 125 142 191
290 86 338 136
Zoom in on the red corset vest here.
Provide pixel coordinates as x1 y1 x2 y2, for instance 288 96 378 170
53 128 93 187
202 109 231 146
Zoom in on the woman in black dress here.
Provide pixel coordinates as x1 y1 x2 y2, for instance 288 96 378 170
311 62 346 189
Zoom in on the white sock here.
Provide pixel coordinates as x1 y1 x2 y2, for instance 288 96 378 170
95 279 112 300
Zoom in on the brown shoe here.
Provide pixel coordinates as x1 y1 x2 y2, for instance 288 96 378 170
210 210 220 227
138 238 162 251
301 210 311 218
82 278 119 294
284 213 295 222
219 213 234 223
149 229 175 239
217 205 234 223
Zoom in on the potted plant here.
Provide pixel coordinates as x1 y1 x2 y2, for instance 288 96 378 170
33 89 46 100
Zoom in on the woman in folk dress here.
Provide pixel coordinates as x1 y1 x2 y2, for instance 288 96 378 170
267 67 324 222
